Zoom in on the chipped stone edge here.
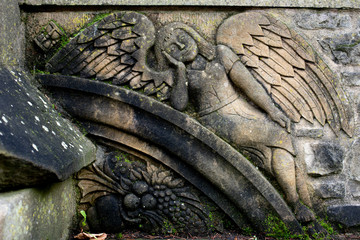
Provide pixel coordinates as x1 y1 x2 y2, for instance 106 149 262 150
18 0 360 9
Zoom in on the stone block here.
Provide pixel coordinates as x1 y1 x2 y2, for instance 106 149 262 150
319 31 360 65
295 12 351 30
313 181 345 199
0 178 78 240
327 205 360 227
0 0 24 66
306 142 344 177
0 66 96 191
349 180 360 198
350 139 360 182
342 72 360 86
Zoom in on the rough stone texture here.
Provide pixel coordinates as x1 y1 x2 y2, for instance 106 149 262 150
18 0 360 8
327 205 360 227
295 12 351 29
306 142 344 177
313 181 345 199
79 150 216 234
0 0 24 66
350 139 360 182
38 74 303 233
0 66 96 190
319 30 360 65
294 128 324 138
349 181 360 198
18 6 360 233
0 178 77 240
342 71 360 86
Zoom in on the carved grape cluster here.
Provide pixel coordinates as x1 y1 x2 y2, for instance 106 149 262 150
78 150 209 234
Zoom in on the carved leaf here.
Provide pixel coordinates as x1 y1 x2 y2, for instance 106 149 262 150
216 12 354 136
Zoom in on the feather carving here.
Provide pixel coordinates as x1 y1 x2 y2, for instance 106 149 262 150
46 12 173 100
217 12 354 137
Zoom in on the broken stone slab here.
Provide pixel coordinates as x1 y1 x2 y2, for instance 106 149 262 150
0 178 77 240
327 205 360 227
0 66 96 191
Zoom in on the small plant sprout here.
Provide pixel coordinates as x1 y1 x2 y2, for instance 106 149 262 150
80 210 87 227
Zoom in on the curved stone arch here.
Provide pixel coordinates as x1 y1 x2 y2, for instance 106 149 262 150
85 122 248 229
38 74 303 233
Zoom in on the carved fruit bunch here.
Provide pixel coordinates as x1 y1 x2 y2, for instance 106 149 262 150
77 150 209 234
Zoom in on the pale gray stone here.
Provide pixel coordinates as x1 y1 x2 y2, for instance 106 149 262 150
18 0 360 8
313 181 345 199
0 178 77 240
350 139 360 182
342 72 360 86
320 31 360 65
349 181 360 198
295 12 351 29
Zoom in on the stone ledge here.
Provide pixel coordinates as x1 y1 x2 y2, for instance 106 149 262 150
0 178 77 240
18 0 360 9
0 66 96 190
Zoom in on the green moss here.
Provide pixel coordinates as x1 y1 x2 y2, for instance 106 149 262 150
86 13 111 28
335 39 360 51
265 214 296 239
115 151 132 163
30 69 51 75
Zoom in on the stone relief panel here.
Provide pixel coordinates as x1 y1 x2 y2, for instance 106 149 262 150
31 10 360 231
77 147 220 234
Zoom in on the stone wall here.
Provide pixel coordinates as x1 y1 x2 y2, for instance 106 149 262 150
1 0 360 238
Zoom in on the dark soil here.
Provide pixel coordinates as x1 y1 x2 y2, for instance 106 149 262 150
70 230 360 240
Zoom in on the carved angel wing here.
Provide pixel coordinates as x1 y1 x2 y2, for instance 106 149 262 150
217 12 354 137
46 12 173 100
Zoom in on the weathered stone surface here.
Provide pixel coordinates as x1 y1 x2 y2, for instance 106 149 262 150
295 12 351 29
18 0 360 8
350 139 360 182
38 74 303 233
295 128 324 138
0 178 77 240
320 30 360 65
327 205 360 227
313 181 345 199
306 142 344 176
79 149 215 234
0 66 96 190
34 21 66 52
40 11 356 228
342 71 360 86
0 0 24 66
349 181 360 198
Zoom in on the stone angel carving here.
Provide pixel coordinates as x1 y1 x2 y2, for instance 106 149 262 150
45 11 354 224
